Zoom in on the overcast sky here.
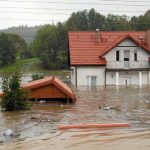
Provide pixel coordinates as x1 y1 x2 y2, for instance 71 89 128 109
0 0 150 29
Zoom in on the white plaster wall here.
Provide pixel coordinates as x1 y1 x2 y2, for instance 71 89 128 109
106 72 116 85
104 39 150 69
119 71 139 85
106 71 149 85
71 66 150 86
142 71 149 85
76 66 106 86
118 39 137 46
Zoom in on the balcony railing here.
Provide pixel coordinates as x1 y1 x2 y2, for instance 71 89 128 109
106 60 149 69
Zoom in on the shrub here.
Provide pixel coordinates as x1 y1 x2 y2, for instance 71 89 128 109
0 71 31 111
32 73 44 81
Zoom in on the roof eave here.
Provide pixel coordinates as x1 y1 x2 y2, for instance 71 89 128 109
52 80 76 102
70 64 106 66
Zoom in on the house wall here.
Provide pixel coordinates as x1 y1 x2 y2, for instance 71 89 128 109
104 39 150 69
142 71 149 85
106 71 149 85
71 66 106 86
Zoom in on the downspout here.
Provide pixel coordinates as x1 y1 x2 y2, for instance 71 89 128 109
75 66 78 89
105 69 106 87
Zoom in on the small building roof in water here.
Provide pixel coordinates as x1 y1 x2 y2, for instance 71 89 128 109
0 76 76 103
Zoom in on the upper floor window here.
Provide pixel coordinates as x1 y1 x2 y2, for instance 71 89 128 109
116 50 119 61
134 51 137 61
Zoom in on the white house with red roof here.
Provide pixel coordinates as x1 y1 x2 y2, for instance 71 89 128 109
68 30 150 87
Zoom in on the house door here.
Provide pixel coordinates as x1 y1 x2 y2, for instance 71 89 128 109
124 77 131 86
124 50 130 68
86 76 97 86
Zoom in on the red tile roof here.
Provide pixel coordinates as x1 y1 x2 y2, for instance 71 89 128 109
69 31 150 65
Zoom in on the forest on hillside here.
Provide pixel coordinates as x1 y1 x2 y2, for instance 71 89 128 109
0 8 150 70
0 26 42 44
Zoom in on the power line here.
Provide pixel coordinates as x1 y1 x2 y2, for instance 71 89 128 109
1 0 150 3
0 10 140 18
0 10 145 16
0 17 150 26
0 0 150 7
0 6 148 13
0 6 75 11
0 10 71 15
0 17 59 22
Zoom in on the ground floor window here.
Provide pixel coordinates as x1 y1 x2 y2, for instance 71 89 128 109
86 76 97 86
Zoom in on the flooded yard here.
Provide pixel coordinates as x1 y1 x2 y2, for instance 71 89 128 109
0 86 150 150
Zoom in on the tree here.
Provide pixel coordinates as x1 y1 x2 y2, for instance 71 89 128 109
0 33 29 67
21 42 34 59
129 16 138 31
66 10 89 31
33 23 68 69
130 10 150 31
8 34 27 54
0 33 16 66
0 71 31 111
88 8 106 31
105 14 129 31
66 8 105 31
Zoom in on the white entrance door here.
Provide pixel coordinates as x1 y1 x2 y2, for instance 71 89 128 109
123 77 131 86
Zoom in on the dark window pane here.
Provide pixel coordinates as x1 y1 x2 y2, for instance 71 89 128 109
124 58 129 61
134 52 137 61
116 51 119 61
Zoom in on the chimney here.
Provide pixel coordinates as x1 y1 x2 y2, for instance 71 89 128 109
95 29 100 43
145 30 150 48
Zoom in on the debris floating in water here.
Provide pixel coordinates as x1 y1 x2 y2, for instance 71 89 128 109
99 106 121 111
3 129 14 137
39 100 46 104
58 123 130 130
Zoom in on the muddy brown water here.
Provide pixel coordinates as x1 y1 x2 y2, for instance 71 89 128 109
0 86 150 150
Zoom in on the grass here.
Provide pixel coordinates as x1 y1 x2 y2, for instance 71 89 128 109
0 58 41 75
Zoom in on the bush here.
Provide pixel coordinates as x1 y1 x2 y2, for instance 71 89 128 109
0 71 31 111
32 73 44 81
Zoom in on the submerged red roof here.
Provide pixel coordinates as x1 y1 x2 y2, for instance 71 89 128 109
69 31 150 65
22 76 76 102
0 77 76 103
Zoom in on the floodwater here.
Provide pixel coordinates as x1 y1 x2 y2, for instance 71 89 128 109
0 86 150 150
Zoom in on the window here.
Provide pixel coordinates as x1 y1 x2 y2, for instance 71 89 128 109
124 50 130 68
86 76 97 86
91 76 97 86
116 51 119 61
134 51 137 61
